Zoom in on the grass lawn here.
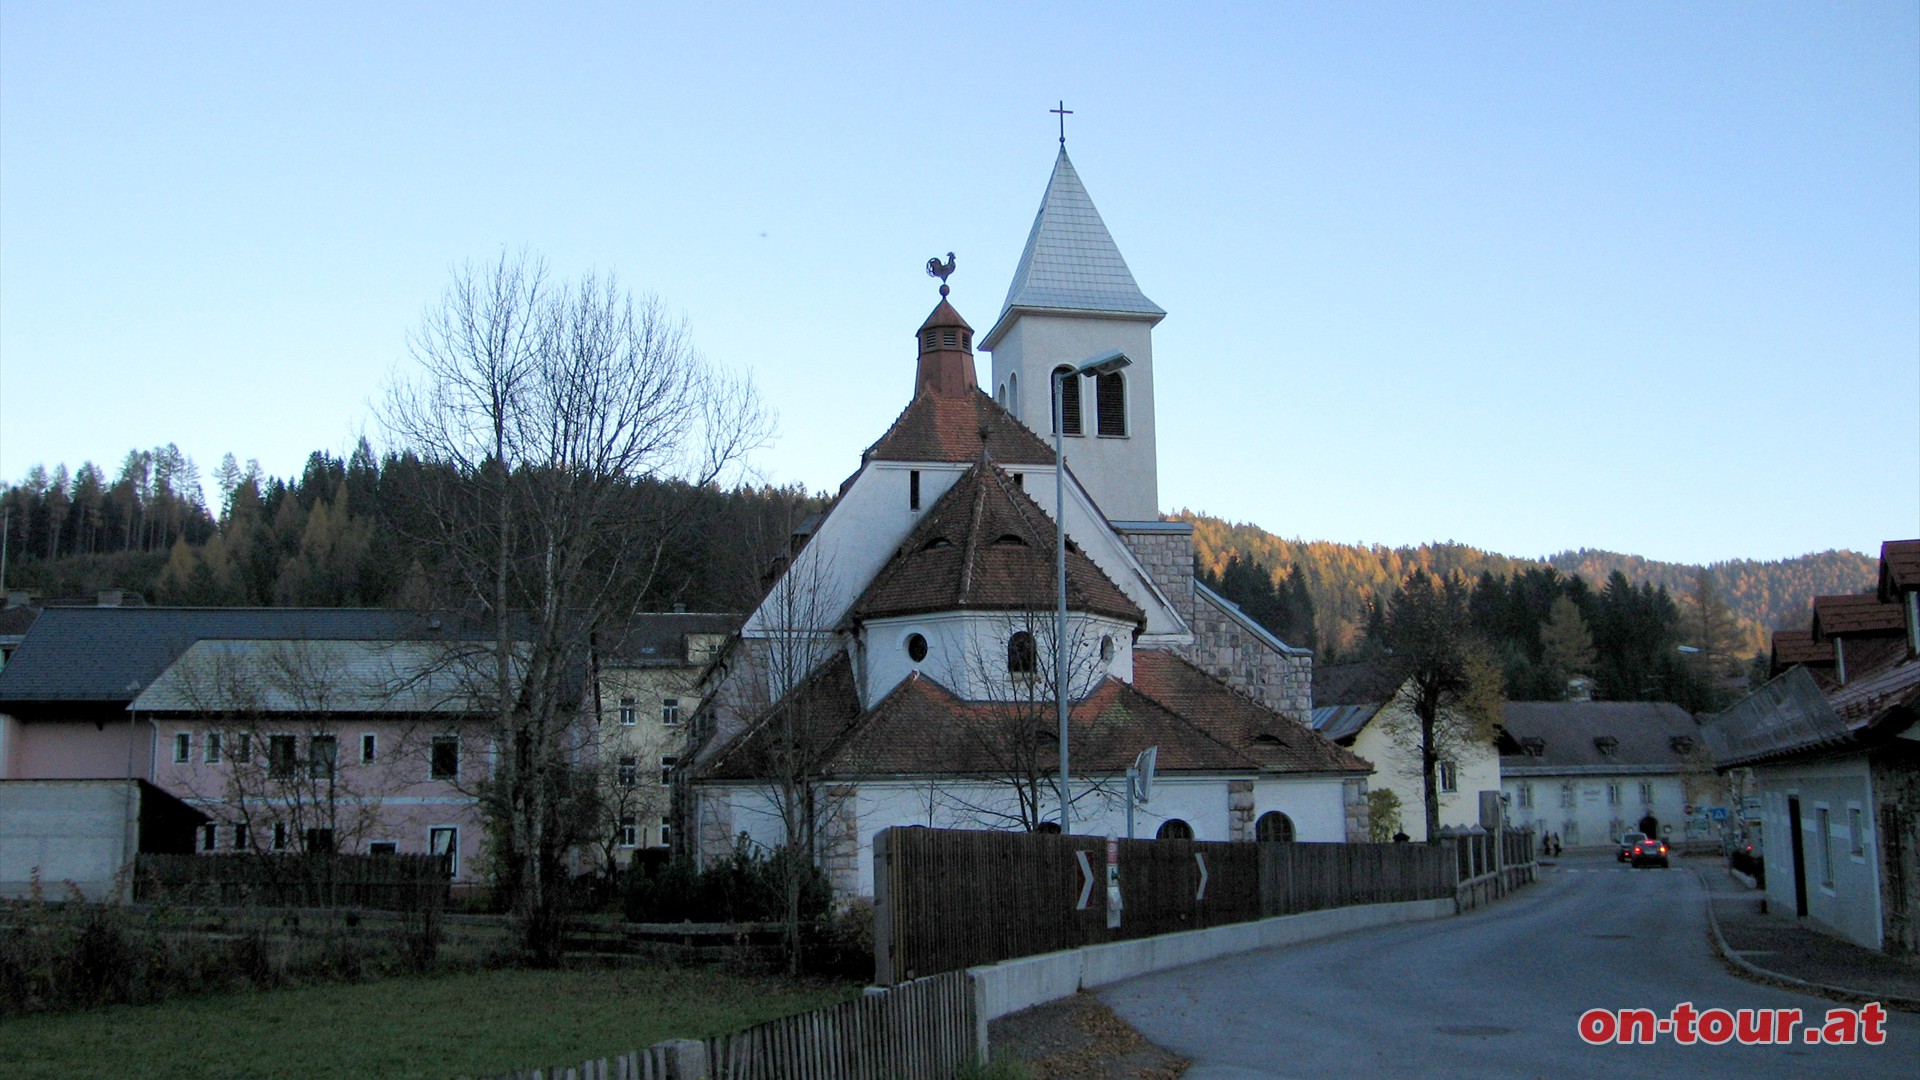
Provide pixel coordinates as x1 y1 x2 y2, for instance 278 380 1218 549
0 966 858 1080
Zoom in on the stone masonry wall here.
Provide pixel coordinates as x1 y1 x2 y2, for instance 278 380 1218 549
1120 528 1196 630
1183 590 1314 720
1343 777 1371 844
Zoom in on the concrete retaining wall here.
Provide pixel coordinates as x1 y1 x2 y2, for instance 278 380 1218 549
0 780 139 901
967 897 1456 1035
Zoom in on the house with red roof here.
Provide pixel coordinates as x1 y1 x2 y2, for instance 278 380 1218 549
685 148 1372 896
1706 539 1920 954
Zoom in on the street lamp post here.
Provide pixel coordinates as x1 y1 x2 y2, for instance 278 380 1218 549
1051 349 1131 835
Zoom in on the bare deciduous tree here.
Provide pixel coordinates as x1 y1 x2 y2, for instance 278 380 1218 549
382 252 769 959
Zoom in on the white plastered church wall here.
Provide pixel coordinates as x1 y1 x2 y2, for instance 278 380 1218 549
857 610 1136 707
988 313 1160 523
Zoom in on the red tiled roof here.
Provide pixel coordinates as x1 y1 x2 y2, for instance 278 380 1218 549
849 462 1143 626
1770 629 1833 672
865 390 1055 466
1826 635 1920 723
1130 651 1372 774
1880 539 1920 601
698 650 1371 782
1810 593 1905 639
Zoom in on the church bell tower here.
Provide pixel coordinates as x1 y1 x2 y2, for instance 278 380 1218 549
982 146 1165 526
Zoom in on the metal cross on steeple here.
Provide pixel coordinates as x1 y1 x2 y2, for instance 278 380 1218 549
1051 100 1073 145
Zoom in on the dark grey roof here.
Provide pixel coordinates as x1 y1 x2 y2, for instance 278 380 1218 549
0 607 468 705
1499 701 1702 773
600 612 739 665
1313 657 1412 707
1310 703 1382 743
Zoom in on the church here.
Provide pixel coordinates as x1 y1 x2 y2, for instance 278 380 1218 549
685 145 1372 897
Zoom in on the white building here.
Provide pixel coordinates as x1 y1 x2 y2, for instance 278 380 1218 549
1498 701 1717 850
687 146 1372 896
1706 541 1920 954
1312 658 1504 842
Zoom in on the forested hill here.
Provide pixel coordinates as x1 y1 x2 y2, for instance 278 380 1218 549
1542 549 1879 640
1178 511 1876 660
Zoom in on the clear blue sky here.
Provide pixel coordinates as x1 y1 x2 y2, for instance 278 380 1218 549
4 3 1915 566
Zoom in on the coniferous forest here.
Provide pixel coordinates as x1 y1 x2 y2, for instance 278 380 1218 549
1186 511 1879 711
0 442 825 615
0 448 1878 712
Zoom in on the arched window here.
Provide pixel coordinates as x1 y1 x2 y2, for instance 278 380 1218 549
1051 365 1082 436
1007 631 1037 675
996 382 1007 406
1256 811 1295 843
1096 371 1126 436
1007 371 1020 419
1156 819 1194 841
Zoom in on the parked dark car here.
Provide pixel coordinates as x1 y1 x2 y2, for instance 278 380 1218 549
1617 831 1647 862
1629 838 1670 868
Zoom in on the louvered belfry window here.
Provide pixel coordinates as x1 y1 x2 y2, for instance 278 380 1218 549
1096 372 1126 436
1052 366 1082 436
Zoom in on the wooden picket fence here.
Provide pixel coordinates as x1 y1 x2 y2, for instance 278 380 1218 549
134 853 449 911
874 827 1466 984
475 971 976 1080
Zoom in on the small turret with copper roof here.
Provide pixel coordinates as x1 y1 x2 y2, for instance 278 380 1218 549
914 252 976 399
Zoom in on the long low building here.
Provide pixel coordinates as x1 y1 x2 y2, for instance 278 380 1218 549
1498 700 1722 850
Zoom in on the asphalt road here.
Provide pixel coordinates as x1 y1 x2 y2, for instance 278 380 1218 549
1099 853 1919 1079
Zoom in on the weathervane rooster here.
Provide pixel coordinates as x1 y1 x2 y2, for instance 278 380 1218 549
926 251 957 296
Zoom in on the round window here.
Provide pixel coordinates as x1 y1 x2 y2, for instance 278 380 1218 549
1100 634 1115 662
906 633 929 662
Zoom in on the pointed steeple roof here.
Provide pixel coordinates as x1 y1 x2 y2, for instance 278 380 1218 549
984 147 1164 348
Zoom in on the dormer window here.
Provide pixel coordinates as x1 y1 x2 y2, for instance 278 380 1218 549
1519 737 1545 757
992 533 1028 547
920 537 953 552
1670 736 1695 756
1594 736 1619 758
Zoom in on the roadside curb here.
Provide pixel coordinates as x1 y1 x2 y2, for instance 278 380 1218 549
1693 866 1920 1013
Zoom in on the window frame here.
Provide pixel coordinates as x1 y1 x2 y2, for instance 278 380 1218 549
430 735 460 781
618 696 637 726
307 734 338 780
429 826 460 877
267 734 298 780
173 731 191 764
1438 760 1458 794
660 755 678 786
1051 366 1083 437
1255 811 1295 842
661 698 681 727
1155 818 1195 841
618 817 639 849
618 755 639 788
1095 370 1127 437
361 733 378 763
1007 631 1038 676
204 731 222 764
